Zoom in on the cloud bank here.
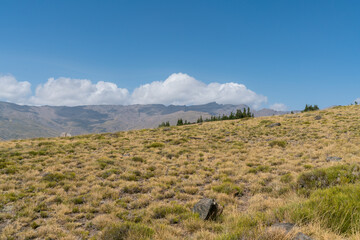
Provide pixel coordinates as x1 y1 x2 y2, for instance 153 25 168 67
30 77 130 106
0 75 31 103
0 73 268 109
132 73 267 108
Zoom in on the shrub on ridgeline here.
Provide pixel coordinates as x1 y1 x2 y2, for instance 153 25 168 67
161 107 254 126
177 118 191 126
158 121 170 127
302 104 319 112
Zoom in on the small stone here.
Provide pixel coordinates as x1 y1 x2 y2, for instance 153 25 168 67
326 156 342 162
269 223 294 233
192 198 223 220
293 232 313 240
1 204 14 214
314 115 322 120
266 123 281 128
60 132 71 137
268 223 313 240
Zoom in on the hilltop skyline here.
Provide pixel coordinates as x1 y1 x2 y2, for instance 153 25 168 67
1 0 359 110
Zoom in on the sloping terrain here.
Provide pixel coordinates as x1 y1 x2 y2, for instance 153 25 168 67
0 101 287 140
1 105 359 239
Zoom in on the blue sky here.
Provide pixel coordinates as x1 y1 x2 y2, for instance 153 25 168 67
0 0 359 110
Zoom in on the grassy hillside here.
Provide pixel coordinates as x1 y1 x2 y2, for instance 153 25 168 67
1 105 360 239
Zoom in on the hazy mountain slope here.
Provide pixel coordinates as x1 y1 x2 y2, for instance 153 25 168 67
0 101 288 140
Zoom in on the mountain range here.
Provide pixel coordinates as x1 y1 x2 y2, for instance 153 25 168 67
0 101 289 140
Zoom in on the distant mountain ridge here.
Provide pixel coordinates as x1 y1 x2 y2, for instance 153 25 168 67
0 101 289 140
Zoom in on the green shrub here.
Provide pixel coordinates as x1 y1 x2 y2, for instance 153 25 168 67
73 197 85 204
212 182 243 196
122 184 142 194
30 221 40 229
146 142 165 148
276 184 360 234
101 222 154 240
3 166 17 174
37 141 53 147
3 192 26 203
302 104 319 112
171 138 188 145
147 166 156 171
217 212 266 240
303 164 313 169
280 173 293 183
97 158 115 170
42 173 66 182
259 120 273 125
152 204 188 219
297 164 360 193
269 140 287 148
34 202 47 212
101 169 120 179
248 165 270 174
42 172 75 185
132 156 145 163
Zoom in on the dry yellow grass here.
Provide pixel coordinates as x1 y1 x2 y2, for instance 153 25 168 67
0 105 360 239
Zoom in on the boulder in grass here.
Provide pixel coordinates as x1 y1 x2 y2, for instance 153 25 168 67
192 198 223 220
60 132 71 137
314 115 322 120
270 222 294 232
326 156 342 162
293 232 313 240
268 223 313 240
266 122 281 128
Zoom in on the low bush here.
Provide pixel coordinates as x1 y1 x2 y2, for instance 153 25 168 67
97 158 115 170
269 140 287 148
248 165 271 174
146 142 165 148
122 183 143 194
152 203 188 219
297 164 360 193
131 156 145 163
280 173 293 183
42 173 66 182
212 182 243 196
217 212 267 240
276 184 360 235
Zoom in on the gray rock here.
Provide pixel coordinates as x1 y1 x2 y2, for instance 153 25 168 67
269 222 294 232
60 132 71 137
326 156 342 162
192 198 223 220
1 204 14 214
293 232 313 240
268 223 313 240
266 122 281 128
314 115 322 120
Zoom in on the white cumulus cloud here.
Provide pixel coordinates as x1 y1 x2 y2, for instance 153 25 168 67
29 77 130 106
0 73 268 108
0 75 31 103
270 103 287 111
131 73 267 108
